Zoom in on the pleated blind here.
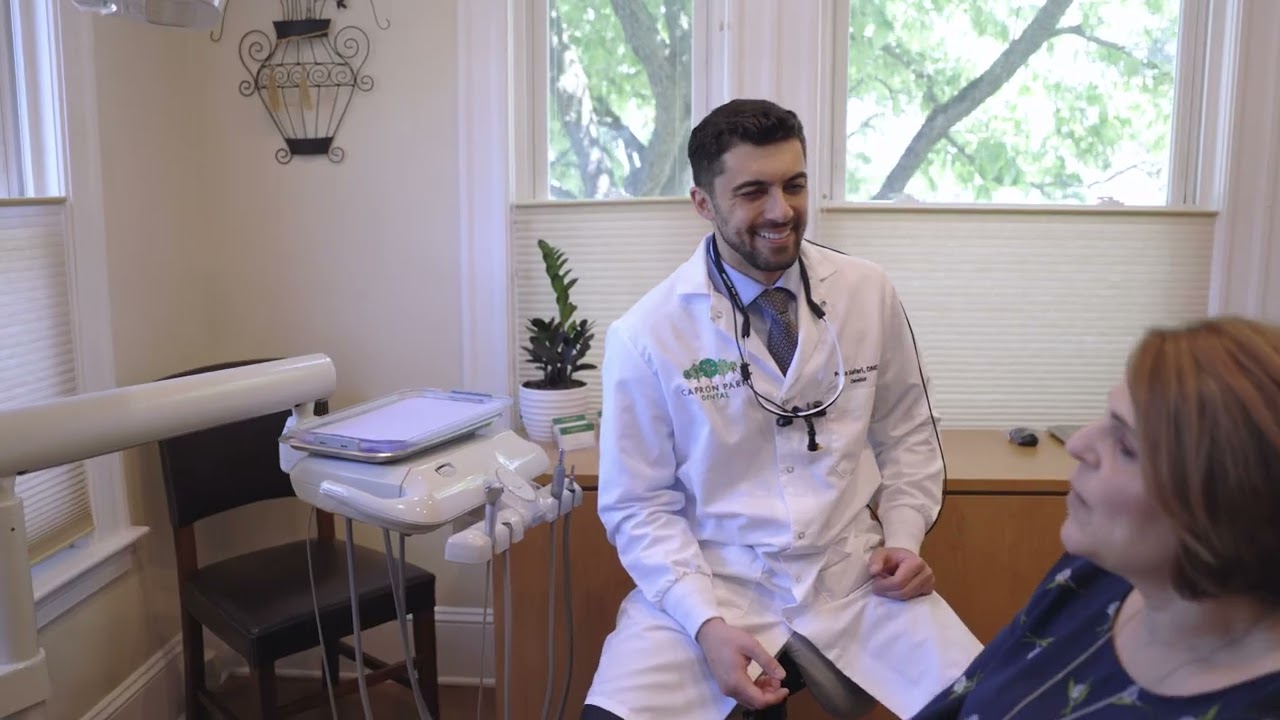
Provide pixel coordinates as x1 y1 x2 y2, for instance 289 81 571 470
512 201 1214 428
0 202 94 562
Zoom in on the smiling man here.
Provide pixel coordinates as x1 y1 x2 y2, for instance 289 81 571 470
582 99 982 720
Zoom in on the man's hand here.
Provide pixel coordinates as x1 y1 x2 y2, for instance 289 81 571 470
695 618 789 710
868 546 935 600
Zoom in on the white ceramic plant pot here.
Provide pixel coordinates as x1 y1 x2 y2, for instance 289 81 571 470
518 383 591 443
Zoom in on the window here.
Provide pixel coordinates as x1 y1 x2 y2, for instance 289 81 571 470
524 0 695 200
484 0 1231 428
1 203 94 563
836 0 1184 205
1 0 143 627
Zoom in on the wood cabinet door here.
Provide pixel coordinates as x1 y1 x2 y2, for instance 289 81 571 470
920 493 1068 643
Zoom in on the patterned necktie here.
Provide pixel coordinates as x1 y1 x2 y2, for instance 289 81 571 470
755 287 798 373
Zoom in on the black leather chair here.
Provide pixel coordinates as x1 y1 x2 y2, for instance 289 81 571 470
155 359 441 719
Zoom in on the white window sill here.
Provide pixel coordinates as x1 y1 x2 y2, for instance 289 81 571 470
30 525 149 629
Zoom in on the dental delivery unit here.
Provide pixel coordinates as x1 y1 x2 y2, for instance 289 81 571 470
0 356 584 720
280 388 586 720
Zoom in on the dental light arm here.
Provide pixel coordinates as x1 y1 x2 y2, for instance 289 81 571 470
0 354 336 720
0 355 336 478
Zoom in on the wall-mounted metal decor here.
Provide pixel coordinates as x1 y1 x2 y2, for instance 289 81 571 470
216 1 388 164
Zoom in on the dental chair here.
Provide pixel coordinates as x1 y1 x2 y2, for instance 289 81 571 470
155 359 441 719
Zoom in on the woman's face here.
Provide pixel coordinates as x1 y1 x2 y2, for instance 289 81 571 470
1060 384 1180 580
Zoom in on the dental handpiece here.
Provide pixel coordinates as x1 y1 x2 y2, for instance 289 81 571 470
551 447 566 499
484 480 504 539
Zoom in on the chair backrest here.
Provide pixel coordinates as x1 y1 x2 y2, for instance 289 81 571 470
154 359 317 529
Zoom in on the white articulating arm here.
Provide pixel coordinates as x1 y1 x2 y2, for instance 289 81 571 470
0 354 337 720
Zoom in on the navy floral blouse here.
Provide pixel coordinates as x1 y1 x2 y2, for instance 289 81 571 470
912 553 1280 719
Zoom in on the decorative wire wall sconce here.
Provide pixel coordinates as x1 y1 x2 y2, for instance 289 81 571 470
213 0 388 164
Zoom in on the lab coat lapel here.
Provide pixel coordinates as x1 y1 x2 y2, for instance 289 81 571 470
711 292 784 395
679 237 787 396
780 246 838 399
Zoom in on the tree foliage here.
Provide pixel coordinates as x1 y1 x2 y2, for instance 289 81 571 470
548 0 1179 204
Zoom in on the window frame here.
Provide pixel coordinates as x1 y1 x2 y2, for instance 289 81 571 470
0 3 22 197
4 0 147 629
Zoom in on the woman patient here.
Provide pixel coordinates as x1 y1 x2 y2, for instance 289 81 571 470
913 316 1280 718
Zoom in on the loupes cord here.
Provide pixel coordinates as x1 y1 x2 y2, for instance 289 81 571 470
383 529 433 720
305 508 340 720
346 518 375 720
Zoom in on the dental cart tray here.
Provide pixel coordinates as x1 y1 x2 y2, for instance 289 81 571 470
281 388 511 463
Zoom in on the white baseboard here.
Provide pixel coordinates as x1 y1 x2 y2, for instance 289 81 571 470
212 605 495 688
78 635 184 720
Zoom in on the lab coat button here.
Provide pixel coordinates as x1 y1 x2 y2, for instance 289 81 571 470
785 466 794 473
796 531 805 540
714 310 724 319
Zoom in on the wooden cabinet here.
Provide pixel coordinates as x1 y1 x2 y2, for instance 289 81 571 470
494 430 1074 719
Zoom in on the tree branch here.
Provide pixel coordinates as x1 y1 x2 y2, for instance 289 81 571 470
1053 24 1162 70
874 0 1076 200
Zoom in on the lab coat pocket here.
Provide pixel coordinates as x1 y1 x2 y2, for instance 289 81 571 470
814 543 872 604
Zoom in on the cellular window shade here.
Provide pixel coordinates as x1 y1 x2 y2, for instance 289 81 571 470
512 202 1214 428
0 202 94 563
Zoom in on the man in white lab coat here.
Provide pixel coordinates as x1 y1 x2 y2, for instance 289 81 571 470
581 99 982 720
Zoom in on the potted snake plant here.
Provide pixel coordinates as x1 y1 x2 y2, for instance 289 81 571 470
518 239 596 442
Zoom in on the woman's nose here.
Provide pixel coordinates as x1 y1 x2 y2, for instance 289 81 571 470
1065 420 1102 465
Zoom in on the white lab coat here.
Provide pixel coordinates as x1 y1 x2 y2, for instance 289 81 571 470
584 235 982 719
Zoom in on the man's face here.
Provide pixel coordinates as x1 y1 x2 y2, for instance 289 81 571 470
691 139 808 284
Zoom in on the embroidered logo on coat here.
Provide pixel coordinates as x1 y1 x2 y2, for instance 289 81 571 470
680 358 745 401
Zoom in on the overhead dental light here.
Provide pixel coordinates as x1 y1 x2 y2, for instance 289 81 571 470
68 0 227 28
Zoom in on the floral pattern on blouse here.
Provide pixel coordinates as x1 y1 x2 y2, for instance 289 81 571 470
910 553 1280 719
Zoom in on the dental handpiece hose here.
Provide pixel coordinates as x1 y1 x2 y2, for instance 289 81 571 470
383 529 433 720
477 481 505 720
542 449 567 720
553 467 577 720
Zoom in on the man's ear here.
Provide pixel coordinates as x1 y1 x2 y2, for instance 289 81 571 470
690 185 716 223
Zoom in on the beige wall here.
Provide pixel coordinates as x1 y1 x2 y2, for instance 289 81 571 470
33 21 206 720
34 1 467 717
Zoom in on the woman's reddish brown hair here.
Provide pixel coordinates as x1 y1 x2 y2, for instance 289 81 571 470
1127 315 1280 604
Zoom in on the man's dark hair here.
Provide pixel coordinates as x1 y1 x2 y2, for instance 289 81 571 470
687 98 807 192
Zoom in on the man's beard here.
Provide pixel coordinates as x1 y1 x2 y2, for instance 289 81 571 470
717 219 803 274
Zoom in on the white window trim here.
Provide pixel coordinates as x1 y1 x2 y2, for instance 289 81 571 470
458 0 518 408
462 0 1280 403
0 4 21 197
16 1 148 629
1207 0 1280 319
